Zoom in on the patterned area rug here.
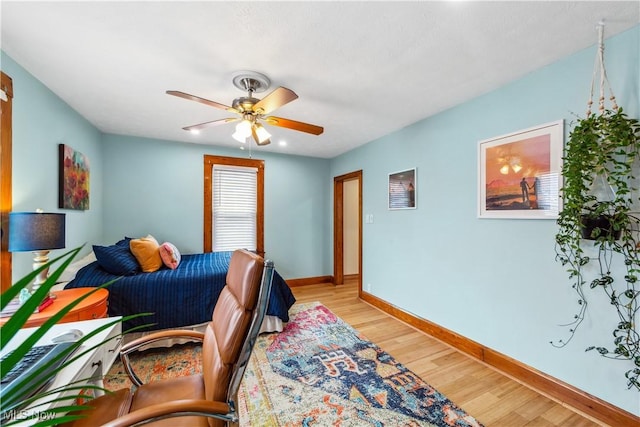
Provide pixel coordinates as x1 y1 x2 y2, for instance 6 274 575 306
104 341 202 390
239 302 482 427
105 302 483 426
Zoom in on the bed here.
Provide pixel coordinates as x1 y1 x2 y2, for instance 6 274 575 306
64 250 296 334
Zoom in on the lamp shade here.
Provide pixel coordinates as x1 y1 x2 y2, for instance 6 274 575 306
254 123 271 144
8 212 66 252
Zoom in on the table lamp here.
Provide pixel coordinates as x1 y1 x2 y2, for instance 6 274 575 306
8 211 66 292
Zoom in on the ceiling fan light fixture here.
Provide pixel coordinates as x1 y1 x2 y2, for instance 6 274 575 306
254 123 271 144
232 130 246 143
233 119 252 142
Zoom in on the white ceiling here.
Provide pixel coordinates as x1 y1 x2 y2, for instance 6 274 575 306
1 1 638 159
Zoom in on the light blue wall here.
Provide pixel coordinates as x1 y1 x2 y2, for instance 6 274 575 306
262 152 332 276
100 134 330 280
330 26 640 415
2 53 104 285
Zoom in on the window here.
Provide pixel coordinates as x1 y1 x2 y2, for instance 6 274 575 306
203 155 264 256
212 164 257 251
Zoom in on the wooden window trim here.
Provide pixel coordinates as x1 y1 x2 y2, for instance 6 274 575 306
203 155 264 257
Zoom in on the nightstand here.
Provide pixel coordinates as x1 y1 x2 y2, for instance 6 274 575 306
0 288 108 328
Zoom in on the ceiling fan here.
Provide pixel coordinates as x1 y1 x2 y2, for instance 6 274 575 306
167 71 324 146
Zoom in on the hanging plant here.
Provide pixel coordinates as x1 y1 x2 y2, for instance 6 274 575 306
553 22 640 391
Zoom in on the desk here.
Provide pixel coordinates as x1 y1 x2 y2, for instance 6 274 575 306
0 317 122 424
0 288 109 328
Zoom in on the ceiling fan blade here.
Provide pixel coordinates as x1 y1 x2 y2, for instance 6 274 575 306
252 87 298 115
167 90 238 112
183 117 238 132
264 116 324 135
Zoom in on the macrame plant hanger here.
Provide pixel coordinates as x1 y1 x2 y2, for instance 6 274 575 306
584 21 622 206
586 20 619 118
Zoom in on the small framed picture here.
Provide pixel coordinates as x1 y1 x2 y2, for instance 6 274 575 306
389 168 416 210
59 144 90 210
478 120 563 219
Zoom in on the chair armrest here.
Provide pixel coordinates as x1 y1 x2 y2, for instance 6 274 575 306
120 330 205 386
100 399 231 427
121 330 205 353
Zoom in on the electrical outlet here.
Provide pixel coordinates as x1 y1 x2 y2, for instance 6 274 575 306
366 283 372 292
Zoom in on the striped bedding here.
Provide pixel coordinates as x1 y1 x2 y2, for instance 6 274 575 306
64 251 296 332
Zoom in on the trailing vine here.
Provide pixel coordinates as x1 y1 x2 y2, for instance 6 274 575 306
554 107 640 390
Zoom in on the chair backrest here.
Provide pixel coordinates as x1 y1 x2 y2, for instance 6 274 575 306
226 257 274 411
201 249 274 426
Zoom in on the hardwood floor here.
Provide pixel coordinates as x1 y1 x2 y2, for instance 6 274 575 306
291 279 605 427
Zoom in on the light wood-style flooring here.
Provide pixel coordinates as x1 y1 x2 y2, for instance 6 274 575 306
291 279 605 427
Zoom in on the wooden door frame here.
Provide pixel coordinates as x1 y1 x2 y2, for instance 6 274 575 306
1 71 13 292
333 170 362 289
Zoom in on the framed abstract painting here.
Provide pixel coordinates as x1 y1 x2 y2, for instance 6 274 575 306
478 120 563 219
59 144 90 210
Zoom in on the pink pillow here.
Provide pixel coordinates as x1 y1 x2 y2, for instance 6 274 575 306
159 242 181 269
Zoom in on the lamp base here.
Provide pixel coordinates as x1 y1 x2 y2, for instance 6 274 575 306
32 250 51 292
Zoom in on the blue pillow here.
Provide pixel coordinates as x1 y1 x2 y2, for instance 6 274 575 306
93 244 139 276
115 237 132 248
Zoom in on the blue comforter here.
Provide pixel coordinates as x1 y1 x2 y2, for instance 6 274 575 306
64 251 296 332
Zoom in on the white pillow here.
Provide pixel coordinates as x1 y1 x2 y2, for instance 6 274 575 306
57 251 97 283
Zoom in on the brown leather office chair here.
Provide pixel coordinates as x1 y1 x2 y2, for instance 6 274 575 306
64 249 274 427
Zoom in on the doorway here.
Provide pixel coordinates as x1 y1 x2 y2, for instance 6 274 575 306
333 170 362 291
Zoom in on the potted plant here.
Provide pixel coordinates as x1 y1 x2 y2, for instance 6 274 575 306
554 106 640 390
1 247 144 426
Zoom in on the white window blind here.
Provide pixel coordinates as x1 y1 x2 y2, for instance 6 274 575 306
212 164 257 252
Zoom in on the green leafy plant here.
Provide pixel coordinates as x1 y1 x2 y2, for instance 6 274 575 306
1 246 147 426
554 107 640 390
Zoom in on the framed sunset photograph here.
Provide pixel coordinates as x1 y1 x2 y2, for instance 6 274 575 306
478 120 563 219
